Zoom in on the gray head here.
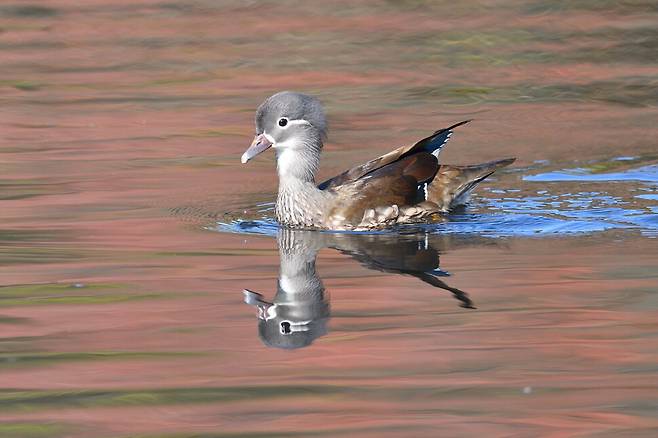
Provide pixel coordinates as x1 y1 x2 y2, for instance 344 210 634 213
241 91 327 181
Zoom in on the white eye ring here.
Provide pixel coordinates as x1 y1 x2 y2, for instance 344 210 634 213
277 118 312 129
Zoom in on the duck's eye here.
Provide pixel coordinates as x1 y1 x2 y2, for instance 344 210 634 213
278 118 288 127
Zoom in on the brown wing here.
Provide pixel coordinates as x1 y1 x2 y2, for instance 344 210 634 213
328 152 439 224
318 120 470 191
364 151 439 189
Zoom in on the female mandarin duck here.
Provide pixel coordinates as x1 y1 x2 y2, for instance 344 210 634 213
241 91 515 230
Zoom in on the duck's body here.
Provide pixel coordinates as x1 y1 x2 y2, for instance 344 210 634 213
242 91 515 230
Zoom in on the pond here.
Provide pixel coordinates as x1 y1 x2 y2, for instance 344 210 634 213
1 1 657 437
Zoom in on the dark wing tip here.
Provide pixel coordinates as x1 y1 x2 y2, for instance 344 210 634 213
417 120 471 156
496 157 516 168
432 120 471 136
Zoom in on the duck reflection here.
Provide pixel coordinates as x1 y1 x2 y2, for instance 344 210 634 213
244 228 474 349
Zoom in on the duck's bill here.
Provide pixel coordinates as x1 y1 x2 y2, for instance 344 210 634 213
243 289 266 306
241 134 272 164
243 289 275 320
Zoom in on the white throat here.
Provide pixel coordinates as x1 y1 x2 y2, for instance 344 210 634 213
275 147 298 178
271 133 321 183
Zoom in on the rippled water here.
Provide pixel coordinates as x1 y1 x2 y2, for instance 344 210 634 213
1 1 658 437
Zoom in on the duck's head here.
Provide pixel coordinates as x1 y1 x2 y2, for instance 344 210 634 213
241 91 327 181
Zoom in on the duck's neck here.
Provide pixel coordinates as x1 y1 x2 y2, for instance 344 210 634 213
276 229 324 299
274 144 329 228
276 177 328 228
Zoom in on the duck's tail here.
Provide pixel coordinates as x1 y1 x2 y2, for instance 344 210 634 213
426 158 516 212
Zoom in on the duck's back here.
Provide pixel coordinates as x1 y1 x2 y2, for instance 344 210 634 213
319 122 515 230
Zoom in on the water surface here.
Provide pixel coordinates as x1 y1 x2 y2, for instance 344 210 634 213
1 1 658 437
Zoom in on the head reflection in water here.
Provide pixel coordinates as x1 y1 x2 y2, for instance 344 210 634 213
244 230 330 349
244 229 475 349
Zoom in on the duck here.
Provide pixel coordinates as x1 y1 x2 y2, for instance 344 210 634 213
241 91 515 230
